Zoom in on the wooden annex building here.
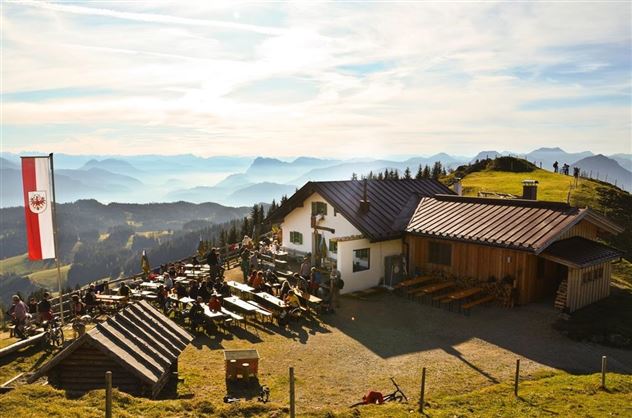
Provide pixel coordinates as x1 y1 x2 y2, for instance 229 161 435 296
268 178 624 312
28 300 193 398
405 194 624 312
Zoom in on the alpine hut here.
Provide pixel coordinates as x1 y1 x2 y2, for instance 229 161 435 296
28 300 193 398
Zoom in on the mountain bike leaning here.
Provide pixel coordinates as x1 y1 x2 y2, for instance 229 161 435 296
350 377 408 408
43 316 65 348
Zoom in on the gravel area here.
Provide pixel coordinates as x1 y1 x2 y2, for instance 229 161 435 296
178 286 632 411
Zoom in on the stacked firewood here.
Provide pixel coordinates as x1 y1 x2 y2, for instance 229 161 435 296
554 279 568 311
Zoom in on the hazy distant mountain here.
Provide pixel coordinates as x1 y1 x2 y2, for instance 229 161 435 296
0 157 18 169
609 154 632 172
165 186 229 204
245 156 341 183
1 166 145 207
470 150 523 162
214 173 254 189
81 158 143 175
525 147 593 170
571 154 632 191
226 182 297 206
290 154 467 184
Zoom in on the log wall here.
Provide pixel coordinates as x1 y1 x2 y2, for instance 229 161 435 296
48 342 149 396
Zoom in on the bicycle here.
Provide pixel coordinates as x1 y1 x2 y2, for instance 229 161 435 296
43 316 65 348
350 377 408 407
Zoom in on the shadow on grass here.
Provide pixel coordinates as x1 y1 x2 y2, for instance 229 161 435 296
225 376 263 401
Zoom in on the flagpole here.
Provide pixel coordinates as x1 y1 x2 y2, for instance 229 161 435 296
48 153 65 325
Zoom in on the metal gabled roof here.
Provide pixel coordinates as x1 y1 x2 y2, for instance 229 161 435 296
267 179 454 242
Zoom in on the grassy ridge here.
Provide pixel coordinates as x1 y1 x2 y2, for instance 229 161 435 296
0 253 70 288
461 168 600 207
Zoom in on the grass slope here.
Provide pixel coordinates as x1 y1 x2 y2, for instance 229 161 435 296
0 253 70 288
460 168 600 207
28 265 71 288
0 370 629 417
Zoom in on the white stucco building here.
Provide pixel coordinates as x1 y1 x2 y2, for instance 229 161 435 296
268 179 453 293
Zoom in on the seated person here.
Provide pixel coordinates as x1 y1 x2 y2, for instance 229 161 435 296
189 297 206 330
37 292 53 323
252 271 265 292
188 280 199 300
208 294 222 312
70 294 86 317
27 297 38 315
279 280 291 300
156 285 168 311
84 285 98 312
118 282 130 298
175 282 188 299
284 290 301 310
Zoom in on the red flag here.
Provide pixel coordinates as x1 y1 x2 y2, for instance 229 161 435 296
21 156 56 260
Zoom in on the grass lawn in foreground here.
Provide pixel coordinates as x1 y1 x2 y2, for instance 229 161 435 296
0 371 629 417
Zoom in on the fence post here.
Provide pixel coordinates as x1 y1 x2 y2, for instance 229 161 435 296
601 356 607 389
105 371 112 418
514 359 520 397
419 367 426 413
289 367 296 418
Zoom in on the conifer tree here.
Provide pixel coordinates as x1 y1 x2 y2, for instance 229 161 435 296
404 167 412 179
415 164 423 179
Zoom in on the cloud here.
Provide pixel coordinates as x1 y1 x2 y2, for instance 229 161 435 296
2 2 630 157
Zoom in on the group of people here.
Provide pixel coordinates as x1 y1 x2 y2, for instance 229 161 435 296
240 238 343 312
553 161 580 178
7 293 53 339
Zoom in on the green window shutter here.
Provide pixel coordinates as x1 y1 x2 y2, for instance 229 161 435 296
298 232 303 245
311 202 317 215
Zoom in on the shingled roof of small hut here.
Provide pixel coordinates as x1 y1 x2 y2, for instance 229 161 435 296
28 300 193 386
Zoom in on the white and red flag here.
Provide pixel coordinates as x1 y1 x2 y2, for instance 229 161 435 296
21 156 56 260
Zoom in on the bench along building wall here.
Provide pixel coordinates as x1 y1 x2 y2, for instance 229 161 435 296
405 234 542 305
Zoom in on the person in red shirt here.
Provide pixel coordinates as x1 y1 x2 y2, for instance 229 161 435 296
208 294 222 313
252 271 265 291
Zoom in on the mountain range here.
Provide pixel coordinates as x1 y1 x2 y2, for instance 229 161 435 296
1 148 630 208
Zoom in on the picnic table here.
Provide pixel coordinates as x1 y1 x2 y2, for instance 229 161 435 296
295 290 322 313
203 305 226 321
254 292 287 310
224 296 258 313
227 280 254 296
140 282 161 290
131 290 157 300
96 294 127 303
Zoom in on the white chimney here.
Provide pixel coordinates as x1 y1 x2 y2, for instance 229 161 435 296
454 177 462 196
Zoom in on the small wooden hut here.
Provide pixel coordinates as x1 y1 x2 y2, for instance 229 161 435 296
28 300 193 398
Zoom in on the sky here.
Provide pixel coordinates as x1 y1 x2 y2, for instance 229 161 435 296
1 1 631 158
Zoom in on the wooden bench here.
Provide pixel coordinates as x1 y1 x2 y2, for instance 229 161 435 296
246 300 273 322
462 295 495 315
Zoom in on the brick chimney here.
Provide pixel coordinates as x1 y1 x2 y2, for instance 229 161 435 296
522 180 538 200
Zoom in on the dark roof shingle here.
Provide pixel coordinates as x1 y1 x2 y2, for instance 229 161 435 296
268 179 454 242
541 237 624 268
406 195 622 253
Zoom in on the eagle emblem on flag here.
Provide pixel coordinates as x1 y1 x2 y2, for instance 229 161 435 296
28 191 48 214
